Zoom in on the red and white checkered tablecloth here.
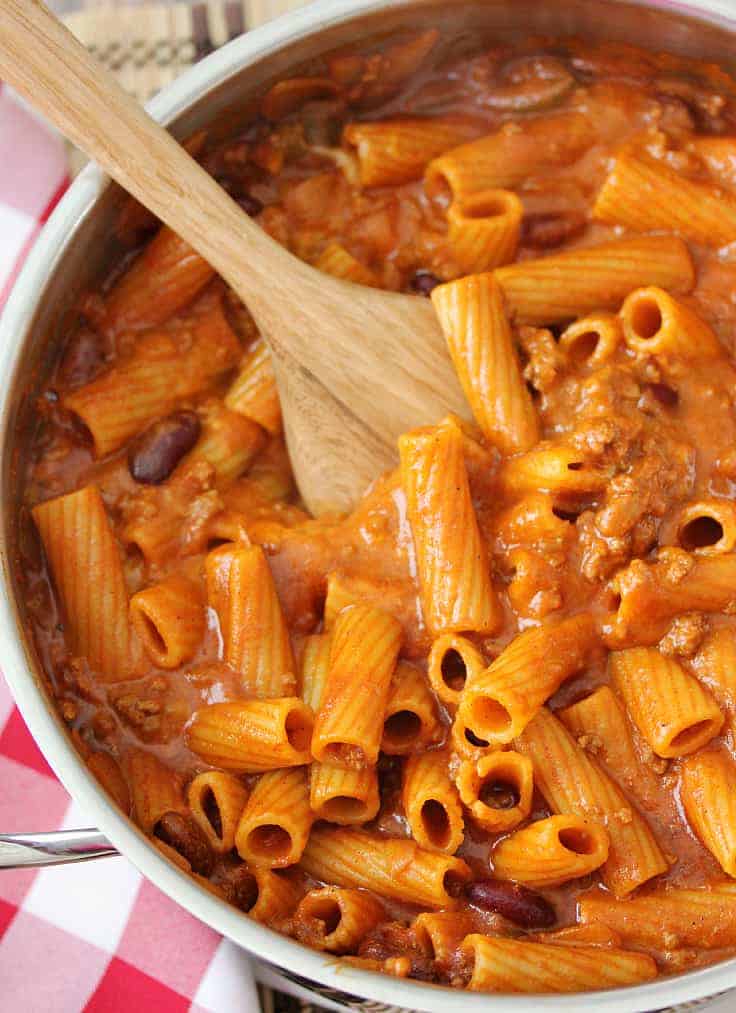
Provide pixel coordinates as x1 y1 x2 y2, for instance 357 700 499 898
0 85 261 1013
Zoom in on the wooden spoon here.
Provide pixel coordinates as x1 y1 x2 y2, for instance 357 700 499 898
0 0 467 515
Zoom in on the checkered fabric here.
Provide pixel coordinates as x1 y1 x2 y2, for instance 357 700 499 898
0 673 263 1011
0 85 69 308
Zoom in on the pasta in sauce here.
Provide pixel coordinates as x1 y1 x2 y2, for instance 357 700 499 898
19 29 736 994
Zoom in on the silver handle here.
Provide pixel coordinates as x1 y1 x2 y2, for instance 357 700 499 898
0 828 118 868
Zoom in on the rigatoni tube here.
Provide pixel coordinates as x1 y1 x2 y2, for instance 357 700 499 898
311 604 401 769
428 633 486 708
680 749 736 877
299 632 332 711
413 911 476 963
610 647 723 758
516 708 667 896
187 771 249 854
300 826 470 908
186 698 313 772
101 226 214 335
559 686 660 803
455 750 533 833
294 887 385 953
224 337 282 435
491 814 609 888
33 485 141 682
235 766 313 868
130 575 206 670
447 190 523 274
432 273 539 455
558 312 622 370
314 242 379 287
593 148 736 247
64 297 241 456
344 116 481 187
381 662 442 755
621 287 722 360
310 763 380 825
495 235 694 326
234 868 301 923
400 416 500 637
206 544 296 698
459 615 597 746
578 884 736 949
402 750 464 854
460 935 656 993
425 112 593 199
126 749 186 834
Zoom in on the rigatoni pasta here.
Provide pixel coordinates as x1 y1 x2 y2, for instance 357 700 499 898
399 416 500 637
130 575 206 670
224 337 282 435
446 189 523 274
186 699 313 772
427 633 486 708
460 935 657 992
294 887 385 953
558 686 661 804
64 289 241 455
455 750 533 833
459 615 597 746
187 770 249 854
516 708 668 896
620 287 723 360
300 826 471 908
593 148 736 247
344 117 481 186
100 226 214 336
311 604 401 768
610 647 723 758
425 112 594 199
610 552 736 646
33 485 142 681
432 273 539 455
579 885 736 949
491 814 609 888
235 766 313 868
402 750 464 854
381 661 441 754
495 236 694 325
314 242 379 287
310 763 380 825
680 749 736 877
206 544 296 698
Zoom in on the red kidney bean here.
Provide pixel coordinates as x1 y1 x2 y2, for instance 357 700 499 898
410 271 441 296
154 812 214 876
128 411 201 485
59 328 105 388
466 878 556 929
221 864 259 911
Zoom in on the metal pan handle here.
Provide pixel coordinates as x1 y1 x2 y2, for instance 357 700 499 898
0 828 118 868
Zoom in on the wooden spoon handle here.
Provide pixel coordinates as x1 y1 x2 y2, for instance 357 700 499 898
0 0 301 313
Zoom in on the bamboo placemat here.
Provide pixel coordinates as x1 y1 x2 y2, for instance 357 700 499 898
58 0 309 105
51 4 327 1009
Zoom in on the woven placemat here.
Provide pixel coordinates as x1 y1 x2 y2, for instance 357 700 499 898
56 4 328 1010
61 1 309 105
